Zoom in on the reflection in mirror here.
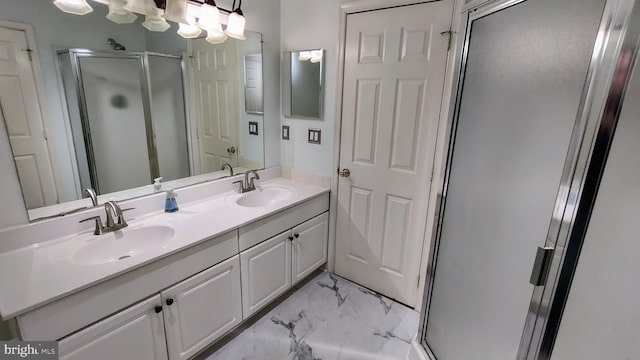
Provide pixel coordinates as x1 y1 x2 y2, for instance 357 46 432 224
283 49 325 119
0 0 265 221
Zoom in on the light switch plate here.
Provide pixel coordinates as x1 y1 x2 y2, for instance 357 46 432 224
308 129 321 145
282 125 290 140
249 121 259 135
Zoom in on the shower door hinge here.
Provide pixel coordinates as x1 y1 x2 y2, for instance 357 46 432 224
530 246 554 286
440 30 454 51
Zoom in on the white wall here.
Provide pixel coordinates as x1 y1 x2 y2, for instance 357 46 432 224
551 54 640 360
280 0 340 177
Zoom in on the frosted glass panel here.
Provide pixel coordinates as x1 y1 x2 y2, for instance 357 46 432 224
552 50 640 360
147 55 190 182
79 57 151 194
424 0 605 358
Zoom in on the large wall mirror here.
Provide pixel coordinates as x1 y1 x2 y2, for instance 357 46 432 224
282 49 325 119
0 0 265 221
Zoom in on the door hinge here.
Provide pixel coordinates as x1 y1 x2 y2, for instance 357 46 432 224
22 48 33 61
43 129 48 141
530 247 554 286
416 274 421 287
440 30 454 51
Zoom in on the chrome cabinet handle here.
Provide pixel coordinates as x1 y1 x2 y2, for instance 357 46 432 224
339 168 351 178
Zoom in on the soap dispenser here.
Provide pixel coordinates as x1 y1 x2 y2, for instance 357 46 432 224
153 177 163 192
165 189 179 213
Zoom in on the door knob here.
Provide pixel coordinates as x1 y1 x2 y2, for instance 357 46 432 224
227 146 236 154
339 168 351 178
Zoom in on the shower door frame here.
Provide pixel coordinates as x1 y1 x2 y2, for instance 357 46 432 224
60 49 187 194
416 0 640 359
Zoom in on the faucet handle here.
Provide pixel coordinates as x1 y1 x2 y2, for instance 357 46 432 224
233 180 244 193
79 216 104 235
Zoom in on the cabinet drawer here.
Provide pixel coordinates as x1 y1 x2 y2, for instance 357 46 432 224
59 295 167 360
239 192 329 251
17 230 238 341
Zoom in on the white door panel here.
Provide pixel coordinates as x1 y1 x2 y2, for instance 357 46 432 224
190 39 239 173
335 0 453 306
0 27 57 209
292 212 328 284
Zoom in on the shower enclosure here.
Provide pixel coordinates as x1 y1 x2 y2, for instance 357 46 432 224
418 0 640 359
58 49 190 195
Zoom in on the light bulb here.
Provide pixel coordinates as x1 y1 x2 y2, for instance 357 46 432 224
224 11 246 40
53 0 94 15
177 16 202 38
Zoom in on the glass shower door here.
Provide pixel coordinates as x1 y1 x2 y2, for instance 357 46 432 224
78 55 153 194
422 0 606 358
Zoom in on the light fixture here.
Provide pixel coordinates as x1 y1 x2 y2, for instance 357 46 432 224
53 0 94 15
224 0 246 40
106 0 138 24
124 0 154 15
206 29 228 44
310 50 323 63
143 8 171 32
92 0 109 4
197 1 220 30
177 16 202 38
163 0 190 25
298 51 312 61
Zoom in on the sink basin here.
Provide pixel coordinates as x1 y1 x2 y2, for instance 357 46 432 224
71 226 175 266
236 186 292 207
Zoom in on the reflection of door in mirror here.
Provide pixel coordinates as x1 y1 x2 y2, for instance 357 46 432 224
0 27 58 209
190 38 239 174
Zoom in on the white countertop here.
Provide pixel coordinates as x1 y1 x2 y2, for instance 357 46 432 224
0 178 328 320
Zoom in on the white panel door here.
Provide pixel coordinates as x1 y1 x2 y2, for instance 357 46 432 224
292 212 328 284
190 38 239 173
335 0 453 306
0 27 57 209
59 295 168 360
162 255 242 360
240 231 292 318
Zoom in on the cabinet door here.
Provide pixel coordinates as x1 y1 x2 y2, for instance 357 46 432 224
240 231 292 318
292 212 329 284
162 255 242 360
59 295 167 360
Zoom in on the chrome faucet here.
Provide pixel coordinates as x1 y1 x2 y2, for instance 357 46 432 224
85 188 98 207
233 170 261 193
79 201 134 235
221 163 234 176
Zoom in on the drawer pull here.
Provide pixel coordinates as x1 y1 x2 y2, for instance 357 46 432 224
166 298 174 306
154 306 163 313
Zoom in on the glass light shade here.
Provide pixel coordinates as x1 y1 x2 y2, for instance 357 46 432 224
54 0 94 15
177 16 202 38
298 51 312 61
124 0 154 15
310 50 323 63
143 9 171 32
196 3 220 30
162 0 190 25
106 0 137 23
206 28 228 44
224 11 246 40
92 0 109 4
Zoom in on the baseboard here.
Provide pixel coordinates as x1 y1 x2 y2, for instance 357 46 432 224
408 339 433 360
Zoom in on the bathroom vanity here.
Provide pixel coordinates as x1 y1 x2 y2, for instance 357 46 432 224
0 174 329 360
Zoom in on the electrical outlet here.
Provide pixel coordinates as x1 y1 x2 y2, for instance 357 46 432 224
308 129 321 145
282 125 290 140
249 121 259 135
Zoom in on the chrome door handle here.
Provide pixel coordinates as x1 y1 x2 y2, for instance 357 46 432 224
339 168 351 178
227 146 236 154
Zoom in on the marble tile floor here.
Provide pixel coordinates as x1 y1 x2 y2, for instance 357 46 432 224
199 271 419 360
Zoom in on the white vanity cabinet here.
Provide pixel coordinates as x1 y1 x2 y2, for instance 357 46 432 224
59 295 168 360
292 212 329 284
240 211 329 318
162 256 242 360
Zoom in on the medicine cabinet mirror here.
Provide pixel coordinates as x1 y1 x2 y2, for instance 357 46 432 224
282 49 325 119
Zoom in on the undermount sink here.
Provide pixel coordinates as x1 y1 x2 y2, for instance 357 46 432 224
236 186 292 207
71 225 175 266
